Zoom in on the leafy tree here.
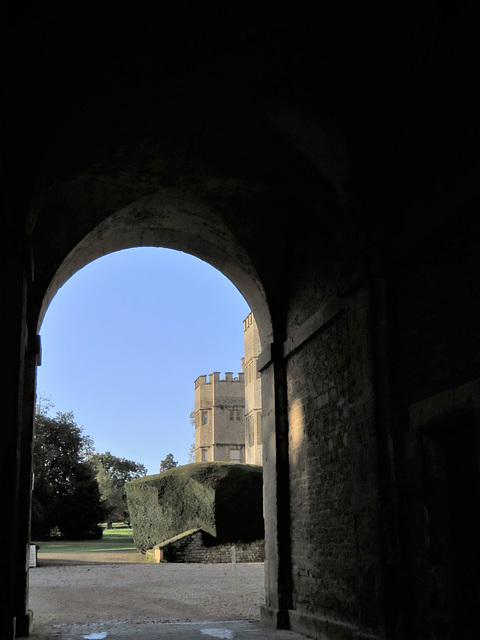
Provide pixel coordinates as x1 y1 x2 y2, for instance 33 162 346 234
159 453 178 473
188 409 196 463
32 405 104 540
188 440 195 464
88 452 147 527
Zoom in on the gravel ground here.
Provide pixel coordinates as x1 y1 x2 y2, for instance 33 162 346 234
29 558 266 627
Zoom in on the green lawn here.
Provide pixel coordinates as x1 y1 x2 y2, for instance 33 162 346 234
35 526 136 554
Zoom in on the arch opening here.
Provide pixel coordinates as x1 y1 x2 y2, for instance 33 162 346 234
36 246 256 474
28 205 277 629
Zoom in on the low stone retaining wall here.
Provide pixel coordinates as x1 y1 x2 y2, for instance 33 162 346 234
146 528 264 563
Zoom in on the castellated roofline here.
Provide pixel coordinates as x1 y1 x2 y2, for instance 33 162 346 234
243 311 254 330
195 372 245 388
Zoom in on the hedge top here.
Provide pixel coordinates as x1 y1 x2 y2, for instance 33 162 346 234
127 461 263 486
125 462 264 553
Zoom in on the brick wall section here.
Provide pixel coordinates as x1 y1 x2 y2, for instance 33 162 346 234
159 529 265 563
287 312 358 624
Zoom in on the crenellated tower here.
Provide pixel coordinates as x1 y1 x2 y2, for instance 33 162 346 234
194 371 245 462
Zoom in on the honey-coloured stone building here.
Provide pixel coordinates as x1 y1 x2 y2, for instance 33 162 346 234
243 312 263 466
194 312 263 465
194 372 246 463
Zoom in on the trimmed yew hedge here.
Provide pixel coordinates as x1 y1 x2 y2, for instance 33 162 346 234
125 462 264 553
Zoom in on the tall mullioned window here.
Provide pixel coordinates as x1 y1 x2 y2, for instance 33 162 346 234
229 407 242 421
245 360 257 385
229 448 241 462
246 414 254 446
256 413 262 444
202 410 209 425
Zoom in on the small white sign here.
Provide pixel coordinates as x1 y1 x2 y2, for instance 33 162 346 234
200 629 233 639
29 545 36 568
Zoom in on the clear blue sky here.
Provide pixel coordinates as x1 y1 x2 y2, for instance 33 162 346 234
36 247 250 475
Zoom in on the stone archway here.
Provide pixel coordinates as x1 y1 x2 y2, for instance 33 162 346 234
14 188 291 636
37 191 273 349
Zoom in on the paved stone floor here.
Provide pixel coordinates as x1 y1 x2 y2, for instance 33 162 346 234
28 619 305 639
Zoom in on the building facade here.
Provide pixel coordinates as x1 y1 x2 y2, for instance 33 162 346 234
194 372 245 462
243 312 263 465
194 313 263 466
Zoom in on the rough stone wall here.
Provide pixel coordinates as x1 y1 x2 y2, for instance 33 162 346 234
159 529 265 563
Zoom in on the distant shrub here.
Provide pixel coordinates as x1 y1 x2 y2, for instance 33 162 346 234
125 462 264 553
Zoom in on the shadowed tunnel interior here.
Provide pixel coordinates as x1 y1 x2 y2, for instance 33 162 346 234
2 2 480 638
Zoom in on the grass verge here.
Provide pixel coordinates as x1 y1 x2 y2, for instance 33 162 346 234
35 526 136 555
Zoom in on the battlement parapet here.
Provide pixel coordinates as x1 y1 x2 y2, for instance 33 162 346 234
195 372 245 388
243 312 254 331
